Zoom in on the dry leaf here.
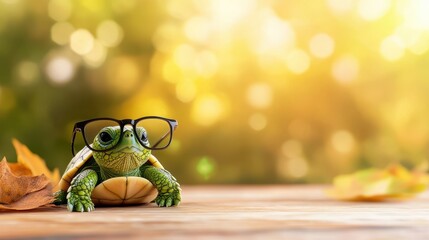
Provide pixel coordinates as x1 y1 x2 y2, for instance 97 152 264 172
7 162 32 176
0 158 53 210
327 164 429 201
12 138 60 191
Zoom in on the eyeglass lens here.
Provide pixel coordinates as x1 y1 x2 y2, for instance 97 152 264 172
76 118 173 151
135 118 172 149
73 119 119 153
84 119 120 146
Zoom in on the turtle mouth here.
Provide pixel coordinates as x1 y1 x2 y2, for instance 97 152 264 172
116 146 142 153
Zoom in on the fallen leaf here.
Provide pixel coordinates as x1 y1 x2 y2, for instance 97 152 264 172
12 138 60 191
0 158 53 210
327 164 429 201
7 162 32 176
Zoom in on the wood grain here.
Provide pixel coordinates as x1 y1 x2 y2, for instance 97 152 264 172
1 185 428 239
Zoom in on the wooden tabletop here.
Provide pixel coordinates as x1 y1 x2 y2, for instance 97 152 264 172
1 185 428 239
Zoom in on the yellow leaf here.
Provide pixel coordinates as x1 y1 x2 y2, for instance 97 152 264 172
361 177 392 198
328 164 429 201
12 138 60 192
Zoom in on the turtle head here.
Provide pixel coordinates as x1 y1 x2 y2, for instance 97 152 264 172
91 126 151 174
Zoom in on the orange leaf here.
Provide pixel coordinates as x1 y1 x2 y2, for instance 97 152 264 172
0 189 54 210
12 138 60 191
7 162 32 176
0 158 53 210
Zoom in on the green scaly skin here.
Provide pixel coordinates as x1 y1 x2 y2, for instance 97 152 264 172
56 126 181 212
66 169 97 212
141 165 181 207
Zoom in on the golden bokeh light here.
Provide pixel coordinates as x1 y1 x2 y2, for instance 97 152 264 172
96 20 124 48
45 56 75 84
285 49 311 74
401 0 429 30
191 94 228 126
246 83 273 109
286 157 309 179
276 157 309 179
277 140 309 179
394 26 429 55
248 113 267 131
326 0 354 15
70 29 95 55
83 40 107 68
357 0 391 21
408 33 429 55
165 1 193 20
204 0 257 31
162 60 182 84
152 23 181 53
330 130 355 154
184 17 211 44
331 55 360 83
281 140 303 159
48 0 72 22
309 33 335 59
176 79 197 103
173 44 196 70
194 50 218 77
51 22 74 45
380 35 405 61
252 9 295 55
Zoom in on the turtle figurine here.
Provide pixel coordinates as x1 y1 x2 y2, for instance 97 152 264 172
54 117 181 212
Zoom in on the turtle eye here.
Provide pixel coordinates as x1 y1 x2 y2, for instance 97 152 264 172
99 131 113 144
141 131 148 142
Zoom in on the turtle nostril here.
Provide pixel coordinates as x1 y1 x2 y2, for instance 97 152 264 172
124 132 134 138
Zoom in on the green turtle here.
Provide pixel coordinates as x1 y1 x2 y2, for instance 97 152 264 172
53 126 181 212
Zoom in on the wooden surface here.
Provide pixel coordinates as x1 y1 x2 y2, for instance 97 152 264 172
1 185 429 239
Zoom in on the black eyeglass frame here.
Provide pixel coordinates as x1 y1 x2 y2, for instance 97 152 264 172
71 116 178 156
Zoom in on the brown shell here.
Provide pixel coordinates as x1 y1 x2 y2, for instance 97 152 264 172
58 146 164 205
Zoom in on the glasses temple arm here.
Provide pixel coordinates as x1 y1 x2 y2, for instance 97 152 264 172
71 131 77 156
71 127 82 156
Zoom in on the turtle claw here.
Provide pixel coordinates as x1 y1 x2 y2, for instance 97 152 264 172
157 198 166 207
165 198 173 207
67 193 95 212
155 187 181 207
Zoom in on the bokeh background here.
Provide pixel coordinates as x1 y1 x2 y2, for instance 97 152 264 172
1 0 429 184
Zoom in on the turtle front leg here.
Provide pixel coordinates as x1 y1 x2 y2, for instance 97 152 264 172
141 166 181 207
67 169 98 212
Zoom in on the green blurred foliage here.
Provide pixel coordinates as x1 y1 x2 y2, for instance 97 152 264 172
1 0 429 184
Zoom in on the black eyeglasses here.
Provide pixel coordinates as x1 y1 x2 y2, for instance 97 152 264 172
71 116 178 156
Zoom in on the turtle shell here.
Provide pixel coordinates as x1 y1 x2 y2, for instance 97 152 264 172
58 146 164 206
